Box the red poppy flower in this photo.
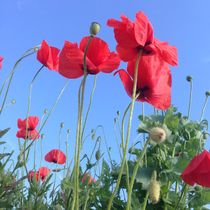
[28,170,40,182]
[107,11,178,65]
[38,167,51,181]
[181,150,210,187]
[81,173,96,185]
[0,56,3,69]
[16,116,40,140]
[58,36,120,79]
[37,40,60,71]
[45,149,66,164]
[115,55,172,110]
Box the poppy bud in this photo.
[60,122,64,128]
[11,99,16,104]
[117,111,120,116]
[206,91,210,97]
[149,180,160,204]
[95,150,101,161]
[203,133,209,140]
[44,109,48,114]
[90,22,100,36]
[149,127,166,144]
[67,129,70,134]
[186,75,192,82]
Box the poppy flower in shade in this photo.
[181,150,210,187]
[37,40,60,71]
[58,36,120,79]
[16,116,40,140]
[38,167,51,181]
[0,56,3,69]
[81,173,96,185]
[28,171,40,182]
[45,149,66,164]
[107,11,178,65]
[115,55,172,110]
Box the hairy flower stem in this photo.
[0,48,36,116]
[126,139,150,210]
[200,94,209,122]
[187,79,193,119]
[72,35,93,210]
[142,190,149,210]
[107,50,143,210]
[175,184,188,210]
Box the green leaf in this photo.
[0,128,10,138]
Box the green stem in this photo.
[0,49,36,116]
[187,80,193,119]
[142,190,149,210]
[200,95,209,122]
[107,50,143,210]
[72,35,93,210]
[126,139,150,210]
[175,184,188,210]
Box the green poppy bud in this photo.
[90,22,100,35]
[186,75,192,82]
[206,91,210,97]
[95,150,101,161]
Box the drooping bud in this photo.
[44,109,48,114]
[186,75,192,82]
[95,149,101,161]
[149,179,160,204]
[60,122,64,128]
[90,22,100,36]
[149,127,166,144]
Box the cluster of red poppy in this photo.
[16,116,67,181]
[36,11,178,110]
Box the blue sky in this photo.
[1,0,210,173]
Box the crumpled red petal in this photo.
[17,116,39,130]
[45,149,66,164]
[0,56,3,69]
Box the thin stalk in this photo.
[187,80,193,119]
[175,184,188,210]
[200,94,209,122]
[142,190,149,210]
[126,139,150,210]
[72,35,93,210]
[107,50,143,210]
[83,190,90,210]
[81,75,97,140]
[0,49,36,116]
[22,80,69,154]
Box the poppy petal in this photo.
[97,52,120,73]
[155,39,178,66]
[107,16,138,48]
[116,45,138,62]
[45,149,66,164]
[37,40,60,70]
[0,56,3,69]
[80,37,110,67]
[58,41,85,78]
[134,11,154,46]
[115,70,134,98]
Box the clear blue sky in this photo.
[1,0,210,172]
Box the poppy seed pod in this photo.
[90,22,100,35]
[149,179,160,204]
[149,127,166,143]
[206,91,210,97]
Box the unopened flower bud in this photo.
[90,22,100,35]
[41,134,45,139]
[95,150,101,161]
[11,99,16,104]
[203,133,209,140]
[186,76,192,82]
[67,129,70,134]
[149,180,160,204]
[60,122,64,128]
[149,127,166,144]
[44,109,48,114]
[117,111,120,116]
[206,91,210,97]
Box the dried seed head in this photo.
[149,180,160,204]
[149,127,166,144]
[90,22,100,36]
